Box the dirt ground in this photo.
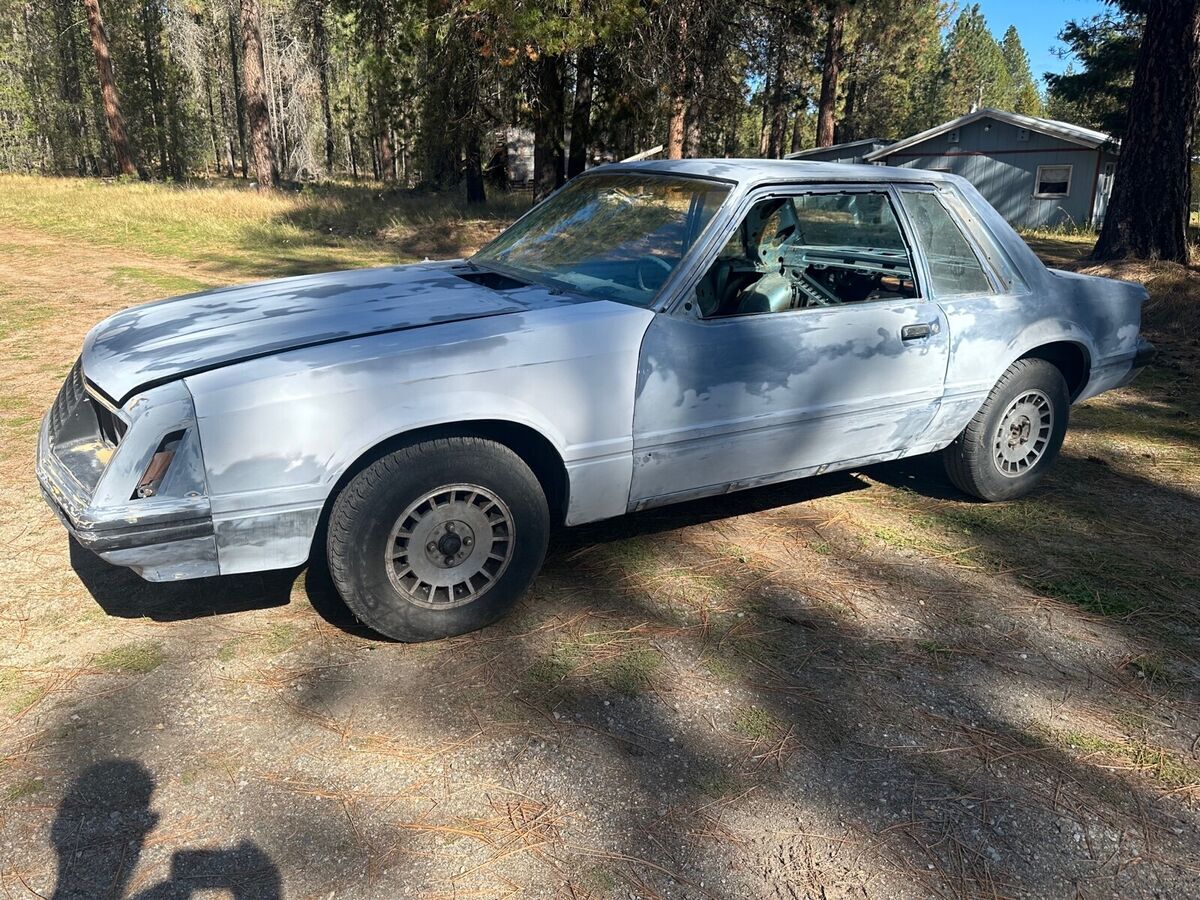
[2,183,1200,899]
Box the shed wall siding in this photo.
[877,118,1105,228]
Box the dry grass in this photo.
[0,174,526,281]
[1,183,1199,898]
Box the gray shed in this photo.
[785,138,893,165]
[864,109,1119,229]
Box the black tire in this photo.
[326,437,549,641]
[942,358,1070,502]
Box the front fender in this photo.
[183,301,653,573]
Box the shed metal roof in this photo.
[784,138,891,160]
[864,109,1115,161]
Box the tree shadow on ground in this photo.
[282,456,1200,897]
[69,473,867,632]
[30,446,1200,897]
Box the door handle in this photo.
[901,322,939,341]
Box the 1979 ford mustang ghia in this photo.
[38,160,1154,640]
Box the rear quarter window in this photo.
[899,189,994,298]
[938,187,1027,292]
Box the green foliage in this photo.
[0,0,1074,188]
[838,0,947,139]
[1001,25,1043,116]
[1045,8,1143,135]
[939,4,1012,116]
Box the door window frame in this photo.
[665,182,933,322]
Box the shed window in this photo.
[1034,165,1072,198]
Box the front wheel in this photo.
[326,437,549,641]
[942,358,1070,502]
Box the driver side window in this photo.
[695,191,918,318]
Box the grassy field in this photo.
[1,176,1199,898]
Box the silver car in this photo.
[37,160,1153,640]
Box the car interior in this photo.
[695,191,919,318]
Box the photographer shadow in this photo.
[50,760,280,900]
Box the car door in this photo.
[629,184,951,508]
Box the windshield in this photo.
[472,173,732,306]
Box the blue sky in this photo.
[973,0,1109,82]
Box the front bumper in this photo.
[36,364,220,581]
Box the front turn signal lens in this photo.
[134,430,185,499]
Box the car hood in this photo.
[82,261,573,403]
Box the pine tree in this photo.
[1000,25,1042,115]
[938,4,1011,116]
[238,0,276,188]
[1045,6,1143,135]
[81,0,136,176]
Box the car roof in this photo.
[591,158,957,188]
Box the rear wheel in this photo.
[943,358,1070,502]
[326,437,549,641]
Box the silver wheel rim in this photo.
[992,389,1054,478]
[385,483,514,609]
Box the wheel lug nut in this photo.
[463,537,473,547]
[427,542,437,553]
[446,523,456,533]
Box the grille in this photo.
[47,358,85,446]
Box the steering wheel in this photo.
[635,255,673,292]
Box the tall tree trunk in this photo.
[837,75,858,144]
[140,2,169,177]
[666,12,688,159]
[228,9,248,177]
[465,127,485,204]
[758,38,774,156]
[790,104,804,154]
[532,53,565,202]
[366,83,379,180]
[377,130,394,181]
[81,0,135,176]
[164,40,186,179]
[239,0,277,188]
[567,47,595,178]
[52,0,88,173]
[345,88,359,180]
[1093,0,1200,262]
[768,40,788,158]
[203,65,221,175]
[684,65,704,158]
[666,97,686,159]
[816,4,847,148]
[311,2,334,176]
[207,5,236,176]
